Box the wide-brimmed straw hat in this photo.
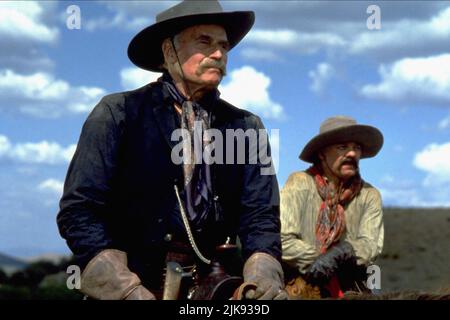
[127,0,255,72]
[299,116,384,163]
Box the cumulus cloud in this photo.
[350,6,450,60]
[89,1,450,63]
[309,63,335,94]
[120,66,284,119]
[360,54,450,105]
[83,1,175,31]
[379,173,450,207]
[0,69,105,118]
[379,187,420,207]
[438,116,450,130]
[0,2,58,42]
[378,186,450,207]
[0,135,76,165]
[241,3,450,62]
[38,178,64,195]
[120,67,162,91]
[84,11,151,32]
[240,48,281,62]
[219,66,284,120]
[413,142,450,186]
[0,1,58,72]
[245,29,346,55]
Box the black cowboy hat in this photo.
[127,0,255,72]
[299,116,384,163]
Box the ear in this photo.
[161,38,175,64]
[318,152,325,161]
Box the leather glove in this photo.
[242,252,288,300]
[305,241,355,286]
[80,249,156,300]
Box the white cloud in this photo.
[84,12,152,32]
[240,4,450,63]
[0,69,105,118]
[0,135,76,165]
[309,63,335,94]
[246,29,298,47]
[0,1,58,72]
[350,6,450,58]
[90,2,450,63]
[360,54,450,105]
[376,141,450,207]
[219,66,284,120]
[379,173,450,207]
[83,1,175,32]
[38,178,64,195]
[246,29,346,54]
[0,2,58,42]
[119,66,284,120]
[379,187,420,207]
[240,48,281,62]
[0,135,12,157]
[413,142,450,185]
[120,67,161,91]
[380,174,395,185]
[438,116,450,130]
[379,186,450,207]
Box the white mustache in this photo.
[199,60,227,75]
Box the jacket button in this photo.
[164,233,173,242]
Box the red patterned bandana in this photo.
[307,165,363,253]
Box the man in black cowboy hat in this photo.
[57,0,286,300]
[280,116,384,298]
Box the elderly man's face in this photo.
[167,24,229,94]
[319,142,362,182]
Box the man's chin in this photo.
[199,77,222,88]
[340,168,358,180]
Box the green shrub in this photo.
[34,284,84,300]
[0,285,32,300]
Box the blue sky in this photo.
[1,1,450,257]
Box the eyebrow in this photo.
[197,34,230,48]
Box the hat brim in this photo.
[128,11,255,72]
[299,125,384,163]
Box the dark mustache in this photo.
[341,159,358,168]
[199,60,227,75]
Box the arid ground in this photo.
[378,208,450,293]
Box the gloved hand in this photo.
[242,252,288,300]
[80,249,156,300]
[305,241,355,286]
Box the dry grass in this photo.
[377,208,450,293]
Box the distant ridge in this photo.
[23,253,69,265]
[0,252,28,274]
